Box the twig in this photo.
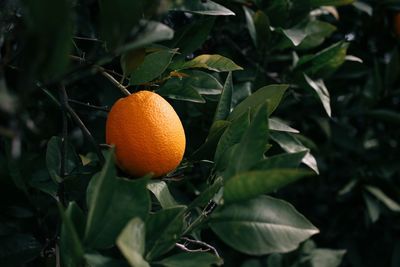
[73,36,104,42]
[69,55,130,96]
[58,85,68,207]
[68,99,110,112]
[181,237,220,258]
[183,201,216,236]
[175,243,205,253]
[100,70,131,96]
[60,86,106,164]
[55,243,61,267]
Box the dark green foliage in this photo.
[0,0,399,266]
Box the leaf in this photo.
[228,84,289,121]
[224,103,269,178]
[189,177,224,209]
[309,0,354,6]
[214,111,250,170]
[117,218,150,267]
[21,0,72,79]
[365,186,400,212]
[210,196,319,255]
[296,42,349,78]
[121,48,146,76]
[130,50,176,85]
[147,181,179,209]
[84,151,150,249]
[251,151,307,170]
[363,193,380,223]
[166,17,215,57]
[85,253,129,267]
[145,207,186,260]
[308,248,347,267]
[98,0,156,50]
[173,55,243,72]
[269,118,299,133]
[171,0,235,16]
[297,20,337,50]
[191,120,230,160]
[157,70,223,103]
[271,132,319,174]
[0,234,41,266]
[156,252,223,267]
[223,169,311,203]
[116,21,174,54]
[213,72,233,122]
[60,202,85,267]
[46,136,83,183]
[304,74,331,117]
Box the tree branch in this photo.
[60,86,105,165]
[58,85,68,207]
[181,237,220,258]
[68,99,110,112]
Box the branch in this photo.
[60,86,106,164]
[181,237,220,258]
[175,243,207,253]
[58,85,68,207]
[68,99,110,112]
[69,55,130,96]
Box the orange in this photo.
[106,90,186,177]
[394,13,400,37]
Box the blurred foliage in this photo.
[0,0,399,266]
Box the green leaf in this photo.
[147,181,179,209]
[189,177,224,209]
[213,72,233,122]
[365,186,400,212]
[243,7,257,48]
[297,20,337,50]
[117,218,150,267]
[116,21,174,54]
[304,74,331,117]
[271,132,319,174]
[21,0,72,79]
[173,55,243,72]
[251,151,307,170]
[171,0,235,16]
[145,207,186,260]
[156,252,223,267]
[85,253,129,267]
[363,193,380,223]
[0,234,41,266]
[130,50,176,85]
[99,0,156,50]
[228,84,289,121]
[60,202,85,267]
[308,248,347,267]
[296,42,349,78]
[209,196,319,255]
[157,70,223,103]
[309,0,354,6]
[46,136,83,183]
[223,169,311,204]
[166,17,215,57]
[269,118,299,133]
[191,120,230,160]
[224,103,269,178]
[121,48,146,76]
[214,111,250,171]
[84,151,150,249]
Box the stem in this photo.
[100,70,131,96]
[58,85,68,207]
[68,99,110,112]
[181,237,220,258]
[60,86,106,164]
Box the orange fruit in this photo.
[106,90,186,177]
[394,13,400,37]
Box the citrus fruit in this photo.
[394,13,400,37]
[106,90,186,177]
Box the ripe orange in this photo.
[394,13,400,37]
[106,90,186,177]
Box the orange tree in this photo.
[1,0,399,266]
